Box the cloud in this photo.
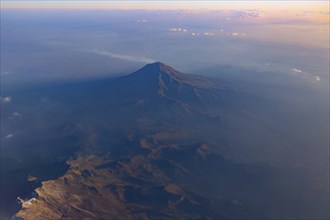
[232,9,262,18]
[228,32,246,37]
[13,112,22,116]
[0,96,11,104]
[292,68,302,73]
[169,28,188,32]
[191,32,215,37]
[290,68,321,83]
[136,19,147,23]
[91,49,155,64]
[203,32,215,36]
[9,112,22,120]
[6,134,14,139]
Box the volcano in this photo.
[14,62,265,219]
[2,62,326,220]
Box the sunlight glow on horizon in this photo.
[1,1,329,12]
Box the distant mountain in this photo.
[112,62,233,108]
[118,62,216,95]
[30,62,232,138]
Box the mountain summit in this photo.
[130,62,185,78]
[123,62,215,90]
[103,62,227,114]
[135,62,180,76]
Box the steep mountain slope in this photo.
[28,62,232,142]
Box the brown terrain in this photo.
[17,142,218,219]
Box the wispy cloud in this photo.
[228,32,247,37]
[292,68,302,74]
[91,49,155,64]
[6,134,14,139]
[0,96,11,104]
[9,112,22,120]
[169,28,188,32]
[203,32,215,36]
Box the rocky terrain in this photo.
[17,140,267,220]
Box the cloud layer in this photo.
[92,49,155,64]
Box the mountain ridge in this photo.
[120,62,216,92]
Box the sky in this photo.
[1,0,329,11]
[0,1,329,88]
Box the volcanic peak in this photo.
[129,62,215,89]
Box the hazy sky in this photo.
[1,1,329,88]
[1,1,329,11]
